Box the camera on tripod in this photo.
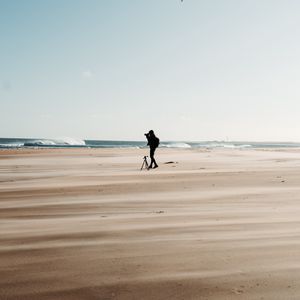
[140,156,149,170]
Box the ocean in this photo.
[1,137,300,149]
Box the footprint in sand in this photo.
[232,288,244,294]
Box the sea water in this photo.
[1,137,300,149]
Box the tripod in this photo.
[140,156,149,170]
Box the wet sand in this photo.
[1,147,300,299]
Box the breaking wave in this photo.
[23,137,86,147]
[161,142,192,148]
[196,142,252,149]
[0,143,24,149]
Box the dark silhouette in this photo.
[144,130,159,169]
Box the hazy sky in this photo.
[1,0,300,141]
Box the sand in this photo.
[1,147,300,299]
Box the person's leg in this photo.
[149,148,155,168]
[150,148,158,168]
[152,158,158,168]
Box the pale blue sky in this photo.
[1,0,300,141]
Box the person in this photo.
[144,130,159,169]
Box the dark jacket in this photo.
[147,135,160,149]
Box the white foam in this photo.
[0,143,23,148]
[162,143,192,148]
[24,137,86,147]
[35,139,56,145]
[199,142,251,149]
[54,137,86,146]
[224,144,251,149]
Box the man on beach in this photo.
[144,130,159,169]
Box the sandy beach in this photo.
[1,147,300,299]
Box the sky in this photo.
[1,0,300,142]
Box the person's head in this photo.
[144,130,155,138]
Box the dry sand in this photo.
[1,147,300,299]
